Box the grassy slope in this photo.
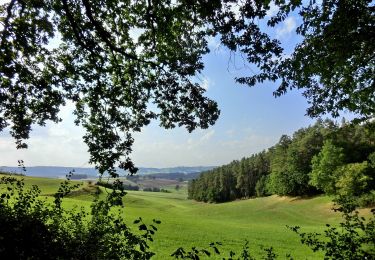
[121,191,339,259]
[1,174,366,259]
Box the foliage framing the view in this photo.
[0,0,220,175]
[0,176,159,259]
[289,196,375,260]
[0,0,374,258]
[1,0,374,175]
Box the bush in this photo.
[96,180,115,189]
[123,184,140,191]
[144,187,162,192]
[335,162,371,196]
[357,190,375,207]
[0,176,158,259]
[2,176,374,259]
[96,180,140,191]
[171,241,280,260]
[289,196,375,260]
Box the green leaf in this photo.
[139,224,147,231]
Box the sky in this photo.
[0,3,349,168]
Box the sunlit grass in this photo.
[2,174,370,259]
[121,192,341,259]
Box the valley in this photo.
[3,174,365,259]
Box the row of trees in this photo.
[188,119,375,203]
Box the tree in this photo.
[309,140,345,195]
[272,0,374,119]
[1,0,374,176]
[0,0,220,176]
[335,162,372,197]
[255,175,270,197]
[195,0,374,119]
[268,123,330,196]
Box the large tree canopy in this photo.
[1,0,373,175]
[184,0,374,119]
[0,0,221,175]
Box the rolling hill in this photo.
[2,173,369,259]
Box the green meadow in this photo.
[2,174,371,259]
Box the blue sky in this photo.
[0,4,350,167]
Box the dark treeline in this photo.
[142,172,202,181]
[96,181,140,191]
[188,119,375,204]
[70,174,88,180]
[143,187,171,193]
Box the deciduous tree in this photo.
[0,0,220,175]
[1,0,373,176]
[309,140,345,195]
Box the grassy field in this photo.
[1,174,370,259]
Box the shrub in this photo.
[0,176,158,259]
[144,187,161,192]
[335,162,371,196]
[123,184,140,191]
[2,176,374,259]
[289,196,375,260]
[96,180,140,191]
[96,180,115,189]
[357,190,375,208]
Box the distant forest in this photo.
[188,119,375,205]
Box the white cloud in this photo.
[184,129,215,150]
[130,124,277,168]
[221,127,273,151]
[0,117,279,169]
[207,36,225,54]
[192,75,214,90]
[276,16,297,39]
[225,129,236,138]
[201,76,213,90]
[0,133,89,167]
[131,127,220,167]
[0,101,89,167]
[199,129,215,142]
[266,2,279,17]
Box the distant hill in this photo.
[0,166,97,179]
[0,166,215,179]
[143,171,202,181]
[137,166,215,175]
